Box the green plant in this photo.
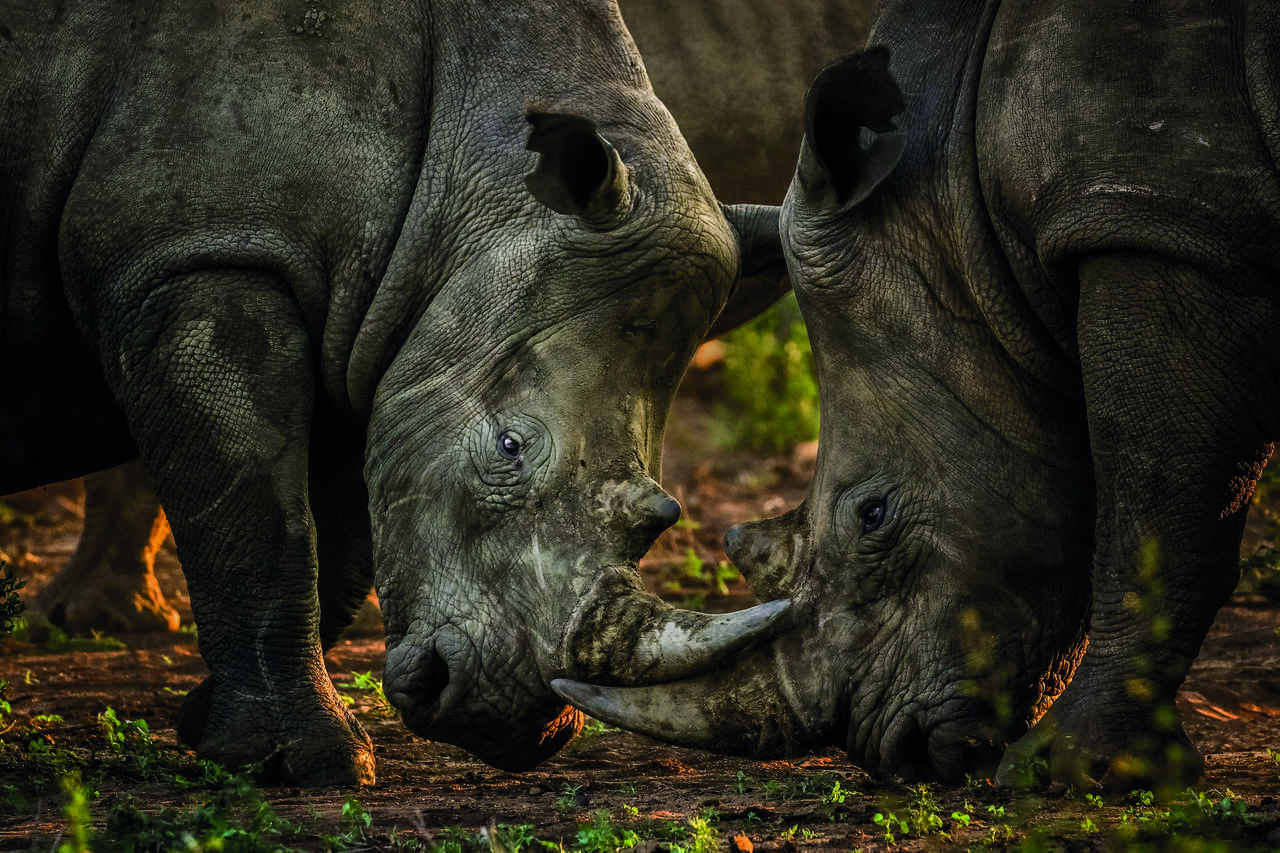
[662,548,743,610]
[103,778,305,852]
[339,670,398,718]
[632,818,687,845]
[904,782,945,836]
[760,778,784,800]
[576,809,638,853]
[0,562,23,729]
[6,733,84,795]
[821,779,857,821]
[0,561,25,635]
[8,617,125,652]
[999,754,1048,790]
[1239,543,1280,597]
[320,798,376,849]
[556,782,584,815]
[580,717,615,737]
[670,808,718,853]
[714,293,819,454]
[872,811,908,844]
[55,771,91,853]
[98,706,148,753]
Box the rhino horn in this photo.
[551,471,792,685]
[561,581,790,685]
[723,503,810,601]
[551,641,808,755]
[626,598,790,681]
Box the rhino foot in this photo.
[32,560,180,635]
[178,676,376,786]
[995,691,1203,794]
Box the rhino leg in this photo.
[998,253,1279,792]
[105,271,373,786]
[32,459,179,634]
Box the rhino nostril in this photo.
[420,646,451,706]
[391,645,452,711]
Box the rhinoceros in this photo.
[19,0,878,640]
[0,0,788,785]
[555,0,1280,790]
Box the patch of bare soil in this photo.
[2,376,1280,850]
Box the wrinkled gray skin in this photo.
[0,0,788,785]
[557,0,1280,790]
[19,0,875,640]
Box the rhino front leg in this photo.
[32,459,179,634]
[104,271,374,786]
[998,252,1279,792]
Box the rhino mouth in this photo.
[384,626,584,772]
[381,582,791,770]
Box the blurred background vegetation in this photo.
[711,293,819,455]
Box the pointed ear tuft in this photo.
[796,46,907,211]
[525,112,631,229]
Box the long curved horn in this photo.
[628,599,789,680]
[559,585,789,684]
[551,643,810,756]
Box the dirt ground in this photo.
[3,374,1280,850]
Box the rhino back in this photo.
[622,0,876,204]
[978,0,1280,277]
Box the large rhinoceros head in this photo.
[358,90,788,770]
[554,49,1095,781]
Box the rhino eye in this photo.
[498,432,523,460]
[858,498,886,535]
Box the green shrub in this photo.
[0,560,25,636]
[715,293,819,454]
[0,562,24,727]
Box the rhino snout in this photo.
[610,477,683,561]
[637,492,682,537]
[724,504,809,599]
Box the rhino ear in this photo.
[796,46,906,212]
[705,203,790,340]
[525,112,631,230]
